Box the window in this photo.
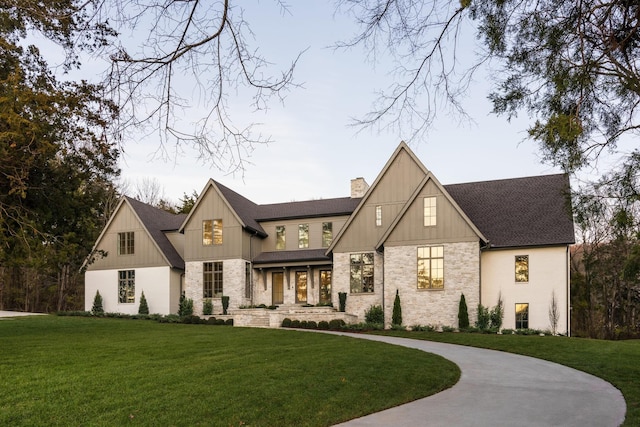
[320,270,332,304]
[295,271,307,303]
[417,246,444,289]
[350,253,374,293]
[203,219,223,245]
[245,262,251,299]
[515,303,529,329]
[298,224,309,249]
[117,232,134,255]
[515,255,529,282]
[276,226,286,250]
[375,205,382,227]
[203,261,223,298]
[118,270,135,303]
[424,197,437,226]
[322,222,333,248]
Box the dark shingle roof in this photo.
[256,197,362,221]
[126,197,186,269]
[445,174,575,248]
[214,181,266,236]
[253,249,331,265]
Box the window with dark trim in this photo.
[276,226,286,250]
[417,246,444,289]
[515,303,529,329]
[117,232,135,255]
[298,224,309,249]
[320,270,332,303]
[118,270,135,303]
[203,261,223,298]
[515,255,529,282]
[350,253,374,293]
[322,222,333,248]
[203,219,223,245]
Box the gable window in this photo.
[424,197,437,226]
[375,205,382,227]
[322,222,333,248]
[515,255,529,282]
[276,226,286,250]
[117,232,135,255]
[118,270,135,303]
[515,303,529,329]
[350,253,374,293]
[417,246,444,289]
[298,224,309,249]
[203,219,223,245]
[203,261,223,298]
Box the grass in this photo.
[0,316,459,426]
[377,330,640,426]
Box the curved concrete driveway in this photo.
[329,332,626,427]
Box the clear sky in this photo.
[117,2,564,206]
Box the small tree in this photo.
[549,290,560,335]
[203,298,213,316]
[476,304,491,330]
[458,293,469,330]
[91,290,104,316]
[179,294,193,317]
[365,305,384,324]
[221,296,230,315]
[138,291,149,315]
[392,289,403,325]
[490,293,504,330]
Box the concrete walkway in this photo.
[328,332,626,427]
[0,310,47,318]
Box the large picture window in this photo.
[322,222,333,248]
[298,224,309,249]
[515,303,529,329]
[350,253,374,293]
[203,261,223,298]
[117,232,135,255]
[417,246,444,289]
[276,226,286,250]
[203,220,223,245]
[515,255,529,282]
[118,270,135,303]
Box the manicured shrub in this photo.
[221,296,230,315]
[338,292,347,312]
[282,318,292,328]
[138,291,149,315]
[306,320,318,329]
[392,289,402,325]
[91,290,104,316]
[364,305,384,324]
[182,315,201,324]
[215,318,226,325]
[318,320,330,330]
[475,304,490,330]
[458,293,469,329]
[225,318,234,326]
[206,317,217,325]
[328,319,346,330]
[178,294,193,317]
[202,299,213,316]
[300,320,309,329]
[291,320,301,328]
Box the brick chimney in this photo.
[350,177,369,198]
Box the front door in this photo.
[295,271,307,303]
[272,272,284,305]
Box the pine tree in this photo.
[138,291,149,315]
[91,290,104,316]
[392,289,402,325]
[458,293,469,330]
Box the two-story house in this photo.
[85,142,575,333]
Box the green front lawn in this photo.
[378,330,639,426]
[0,316,458,426]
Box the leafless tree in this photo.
[549,290,560,335]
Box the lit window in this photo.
[515,303,529,329]
[350,253,374,293]
[118,270,135,303]
[203,220,222,245]
[375,205,382,227]
[276,226,286,250]
[417,246,444,289]
[295,271,307,303]
[515,255,529,282]
[322,222,333,247]
[424,197,437,226]
[320,270,332,304]
[203,262,223,298]
[117,232,135,255]
[298,224,309,249]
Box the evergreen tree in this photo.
[138,291,149,315]
[458,294,469,330]
[392,289,402,325]
[91,290,104,316]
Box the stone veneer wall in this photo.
[383,242,480,328]
[332,252,385,322]
[184,259,250,316]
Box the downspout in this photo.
[566,245,571,337]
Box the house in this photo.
[85,142,575,333]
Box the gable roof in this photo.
[125,197,186,269]
[256,197,361,221]
[445,174,575,248]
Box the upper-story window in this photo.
[322,222,333,247]
[117,232,135,255]
[203,219,223,245]
[350,253,374,293]
[375,205,382,227]
[298,224,309,249]
[515,255,529,282]
[424,197,437,226]
[276,226,286,250]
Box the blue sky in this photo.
[117,2,564,205]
